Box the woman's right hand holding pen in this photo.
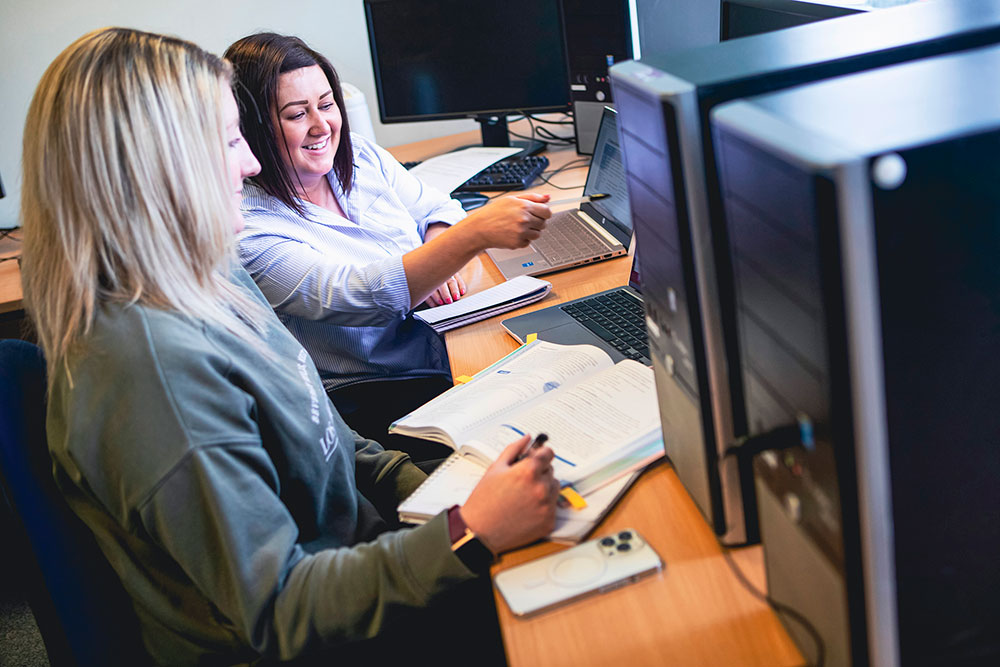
[460,434,560,554]
[457,192,552,249]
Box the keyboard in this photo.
[531,212,616,266]
[403,155,550,191]
[560,290,650,363]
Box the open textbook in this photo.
[390,340,665,541]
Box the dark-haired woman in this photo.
[226,33,552,461]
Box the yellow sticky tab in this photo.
[559,487,588,510]
[456,375,473,384]
[526,333,538,344]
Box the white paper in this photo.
[408,146,521,193]
[414,276,550,326]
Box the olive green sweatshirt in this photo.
[46,268,475,665]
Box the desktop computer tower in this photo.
[711,43,1000,667]
[609,0,1000,546]
[558,0,634,154]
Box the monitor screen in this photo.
[720,0,864,40]
[364,0,570,148]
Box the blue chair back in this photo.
[0,339,150,666]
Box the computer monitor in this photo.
[712,41,1000,667]
[720,0,866,41]
[609,0,1000,546]
[364,0,571,153]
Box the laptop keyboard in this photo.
[532,213,617,266]
[560,290,650,363]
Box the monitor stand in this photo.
[475,114,545,156]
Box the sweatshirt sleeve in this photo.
[74,303,477,662]
[353,432,428,521]
[137,437,473,661]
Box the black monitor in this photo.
[721,0,866,40]
[364,0,571,153]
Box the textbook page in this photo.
[390,341,613,448]
[462,360,659,481]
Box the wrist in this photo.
[448,505,496,574]
[452,211,489,251]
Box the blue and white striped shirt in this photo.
[238,133,467,392]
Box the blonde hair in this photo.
[21,27,269,377]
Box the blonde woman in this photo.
[21,27,558,666]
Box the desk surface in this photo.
[390,129,804,667]
[0,233,23,315]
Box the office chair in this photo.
[0,339,150,666]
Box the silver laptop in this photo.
[486,107,633,280]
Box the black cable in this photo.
[508,131,575,148]
[721,547,826,667]
[536,158,591,190]
[510,110,576,147]
[526,113,575,125]
[717,417,824,666]
[721,422,804,461]
[0,227,21,242]
[535,126,575,145]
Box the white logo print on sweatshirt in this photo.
[297,349,338,461]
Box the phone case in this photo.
[494,528,663,617]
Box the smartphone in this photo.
[494,528,663,617]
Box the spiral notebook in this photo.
[397,451,647,543]
[397,453,484,525]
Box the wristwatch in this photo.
[447,505,495,574]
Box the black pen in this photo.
[515,433,548,462]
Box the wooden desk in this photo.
[0,233,23,315]
[390,130,804,667]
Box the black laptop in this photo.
[501,249,649,366]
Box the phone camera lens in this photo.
[600,537,615,547]
[618,531,633,541]
[616,542,632,552]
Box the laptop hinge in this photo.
[578,210,624,248]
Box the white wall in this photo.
[0,0,478,229]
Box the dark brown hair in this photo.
[225,33,354,216]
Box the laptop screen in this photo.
[583,107,632,232]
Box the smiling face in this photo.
[273,64,342,195]
[222,84,261,233]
